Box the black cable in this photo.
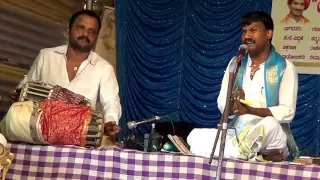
[162,116,175,135]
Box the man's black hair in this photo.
[69,10,101,31]
[242,11,274,31]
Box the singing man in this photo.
[188,11,298,162]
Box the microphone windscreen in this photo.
[127,121,136,129]
[238,44,248,56]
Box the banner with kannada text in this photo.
[271,0,320,74]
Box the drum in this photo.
[1,100,104,148]
[19,80,54,103]
[8,81,103,148]
[19,81,90,106]
[82,113,104,148]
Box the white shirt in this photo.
[217,56,298,124]
[18,45,122,124]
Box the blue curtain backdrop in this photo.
[115,0,320,156]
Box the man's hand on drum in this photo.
[10,88,21,103]
[104,121,121,136]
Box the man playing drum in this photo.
[1,10,121,147]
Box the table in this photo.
[5,142,320,180]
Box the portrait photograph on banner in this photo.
[271,0,320,74]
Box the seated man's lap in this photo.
[187,128,239,158]
[187,117,288,159]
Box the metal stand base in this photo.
[209,123,239,180]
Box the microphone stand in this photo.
[147,123,156,152]
[124,116,165,151]
[208,57,242,180]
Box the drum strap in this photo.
[29,104,47,144]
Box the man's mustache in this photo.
[293,8,303,11]
[77,36,90,43]
[244,38,255,44]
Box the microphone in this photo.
[127,115,166,129]
[230,44,248,75]
[236,44,248,63]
